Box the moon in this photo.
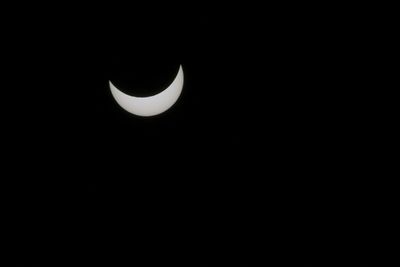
[109,65,184,117]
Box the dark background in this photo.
[2,2,375,266]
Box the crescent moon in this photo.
[109,65,184,117]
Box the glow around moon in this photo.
[109,65,184,117]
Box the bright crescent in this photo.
[109,65,184,117]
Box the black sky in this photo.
[2,2,374,266]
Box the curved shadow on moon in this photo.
[109,65,184,117]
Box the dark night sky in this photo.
[2,2,374,266]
